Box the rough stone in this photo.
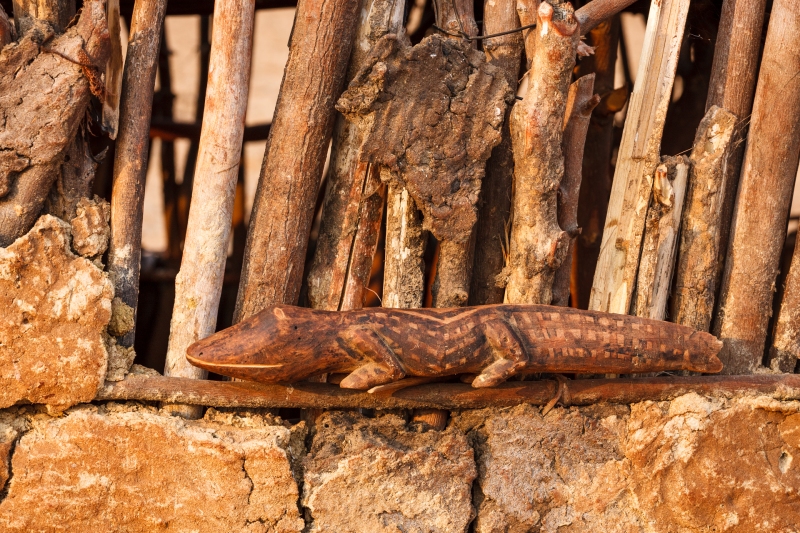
[303,411,476,533]
[0,216,113,413]
[456,393,800,533]
[103,333,137,381]
[0,404,305,532]
[70,195,111,259]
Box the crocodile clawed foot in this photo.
[541,374,571,416]
[472,358,522,388]
[339,362,405,390]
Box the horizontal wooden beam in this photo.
[150,119,271,143]
[96,374,800,410]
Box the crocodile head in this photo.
[185,305,345,383]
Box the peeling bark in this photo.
[469,0,523,306]
[0,2,109,247]
[234,0,360,322]
[552,74,599,307]
[0,5,14,47]
[671,106,737,332]
[588,0,690,314]
[337,31,511,310]
[713,0,800,374]
[44,132,99,222]
[503,0,577,305]
[12,0,74,34]
[306,0,404,311]
[632,156,688,320]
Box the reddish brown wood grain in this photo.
[233,0,360,321]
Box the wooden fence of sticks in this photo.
[2,0,800,420]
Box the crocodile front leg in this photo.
[473,319,529,388]
[337,326,406,389]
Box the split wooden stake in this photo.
[588,0,689,314]
[713,0,800,374]
[306,0,404,312]
[162,0,255,418]
[504,0,577,305]
[106,0,168,349]
[552,74,599,307]
[705,0,768,289]
[383,180,427,309]
[234,0,360,322]
[671,106,737,332]
[770,240,800,372]
[469,0,523,306]
[632,156,688,320]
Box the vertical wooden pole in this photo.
[107,0,168,350]
[504,0,577,305]
[771,238,800,372]
[234,0,360,322]
[552,74,599,307]
[705,0,768,290]
[588,0,689,314]
[671,106,737,332]
[162,0,255,417]
[713,0,800,374]
[306,0,403,311]
[632,156,688,320]
[574,16,621,309]
[469,0,523,306]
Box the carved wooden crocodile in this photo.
[186,304,723,389]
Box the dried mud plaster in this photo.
[337,33,513,244]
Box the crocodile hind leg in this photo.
[337,327,406,389]
[473,320,530,388]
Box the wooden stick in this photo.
[102,0,124,138]
[106,0,168,349]
[713,0,800,374]
[705,0,768,293]
[233,0,360,322]
[770,239,800,372]
[162,0,255,415]
[574,16,623,309]
[383,180,427,309]
[469,0,523,305]
[306,0,404,311]
[504,0,576,305]
[97,373,800,410]
[552,75,599,307]
[588,0,689,314]
[671,106,737,332]
[574,0,636,36]
[632,156,688,320]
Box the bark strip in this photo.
[163,0,255,388]
[234,0,360,322]
[588,0,689,314]
[306,0,404,311]
[383,180,427,309]
[97,373,800,410]
[632,156,688,320]
[503,0,577,305]
[552,74,599,307]
[106,0,167,349]
[469,0,523,306]
[671,106,737,332]
[713,0,800,374]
